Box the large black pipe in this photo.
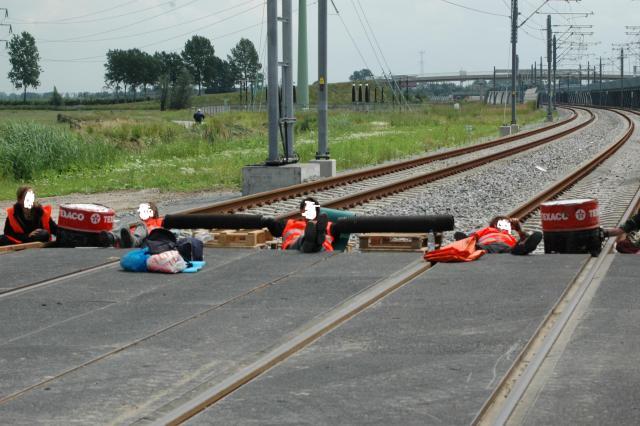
[163,214,265,230]
[332,215,454,235]
[163,213,454,236]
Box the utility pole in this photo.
[553,35,557,110]
[510,0,518,126]
[587,61,590,87]
[266,0,279,164]
[493,66,496,104]
[419,50,425,74]
[539,57,543,86]
[599,56,603,106]
[620,48,624,108]
[546,15,552,121]
[297,0,309,109]
[282,0,296,162]
[317,0,329,159]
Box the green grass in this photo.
[0,102,548,200]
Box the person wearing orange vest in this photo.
[99,202,164,248]
[454,216,542,255]
[0,186,57,246]
[267,197,335,252]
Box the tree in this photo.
[50,86,63,107]
[204,56,236,93]
[105,49,128,99]
[7,32,42,103]
[154,51,183,84]
[228,38,261,95]
[169,67,193,109]
[349,68,373,81]
[181,35,215,96]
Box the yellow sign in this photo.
[319,77,325,85]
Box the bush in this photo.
[0,121,119,180]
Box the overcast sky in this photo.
[0,0,638,94]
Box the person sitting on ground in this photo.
[454,215,542,255]
[265,197,335,253]
[603,209,640,253]
[193,108,205,124]
[101,202,164,248]
[0,186,57,246]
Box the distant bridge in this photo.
[376,69,636,84]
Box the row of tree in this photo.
[104,35,261,103]
[4,31,261,106]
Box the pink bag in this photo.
[146,250,187,273]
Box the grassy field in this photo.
[0,102,547,200]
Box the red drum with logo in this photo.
[540,199,599,232]
[58,203,115,233]
[540,199,603,256]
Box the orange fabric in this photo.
[5,205,53,243]
[282,219,306,249]
[144,217,164,232]
[130,217,164,234]
[281,219,334,251]
[473,226,518,248]
[6,206,24,234]
[322,222,334,252]
[424,236,485,263]
[41,205,52,239]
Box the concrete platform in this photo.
[0,248,418,424]
[188,254,588,425]
[0,247,122,293]
[519,255,640,425]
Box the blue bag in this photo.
[120,248,151,272]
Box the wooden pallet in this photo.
[359,233,429,252]
[0,241,49,254]
[205,228,273,249]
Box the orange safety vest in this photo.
[473,226,518,248]
[130,217,164,234]
[5,205,53,244]
[281,219,334,251]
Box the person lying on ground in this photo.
[454,215,542,255]
[0,186,57,246]
[264,197,336,253]
[100,202,164,248]
[603,209,640,253]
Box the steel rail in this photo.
[509,108,635,220]
[178,108,581,215]
[272,108,595,220]
[473,108,637,425]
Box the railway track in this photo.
[0,107,623,302]
[144,107,639,425]
[1,107,638,424]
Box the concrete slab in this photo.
[520,255,640,425]
[0,248,255,344]
[241,163,320,195]
[188,254,587,425]
[0,252,418,424]
[0,248,121,292]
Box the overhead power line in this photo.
[438,0,509,18]
[8,0,152,25]
[39,0,255,43]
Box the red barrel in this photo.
[540,198,599,232]
[58,203,115,233]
